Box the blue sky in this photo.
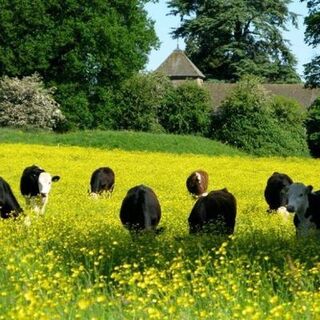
[145,0,317,78]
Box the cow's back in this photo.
[90,167,115,194]
[120,185,161,231]
[0,177,23,218]
[264,172,293,210]
[188,188,236,234]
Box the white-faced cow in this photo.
[20,165,60,214]
[186,170,209,198]
[0,177,23,219]
[282,182,320,237]
[188,188,237,235]
[89,167,115,198]
[120,185,163,234]
[264,172,293,213]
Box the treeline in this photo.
[1,73,320,158]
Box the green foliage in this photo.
[168,0,300,83]
[305,97,320,157]
[0,0,159,128]
[111,72,173,132]
[0,128,246,157]
[0,74,65,130]
[302,1,320,87]
[159,81,211,135]
[210,76,309,156]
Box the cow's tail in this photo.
[140,189,152,231]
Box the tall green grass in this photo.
[0,128,245,156]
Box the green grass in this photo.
[0,128,245,156]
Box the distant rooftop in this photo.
[155,49,205,79]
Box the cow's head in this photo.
[282,183,313,214]
[38,172,60,197]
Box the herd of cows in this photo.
[0,166,320,237]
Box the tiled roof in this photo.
[155,49,205,79]
[205,83,320,108]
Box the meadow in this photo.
[0,141,320,319]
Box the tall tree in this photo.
[0,0,158,128]
[302,0,320,87]
[168,0,301,83]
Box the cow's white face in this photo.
[284,183,313,215]
[38,172,60,196]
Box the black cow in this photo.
[264,172,293,212]
[89,167,115,198]
[186,170,209,198]
[283,183,320,237]
[188,188,237,234]
[0,177,23,219]
[20,165,60,214]
[120,185,163,234]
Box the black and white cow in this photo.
[188,188,237,235]
[186,170,209,198]
[89,167,115,198]
[120,185,163,234]
[20,165,60,214]
[0,177,23,219]
[283,182,320,237]
[264,172,293,213]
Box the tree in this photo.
[0,74,65,130]
[0,0,159,128]
[168,0,301,83]
[302,0,320,87]
[210,76,308,156]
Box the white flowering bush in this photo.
[0,74,65,130]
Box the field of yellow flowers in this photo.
[1,143,320,319]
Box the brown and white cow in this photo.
[186,170,209,198]
[188,188,237,235]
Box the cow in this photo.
[0,177,23,219]
[264,172,293,213]
[186,170,209,198]
[89,167,115,198]
[120,185,163,234]
[282,182,320,237]
[188,188,237,235]
[20,165,60,214]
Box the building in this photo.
[156,49,320,108]
[155,48,205,85]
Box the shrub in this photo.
[0,74,65,130]
[305,97,320,157]
[112,72,173,132]
[210,76,309,156]
[159,81,211,135]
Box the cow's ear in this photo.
[52,176,60,182]
[307,185,313,193]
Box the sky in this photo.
[145,0,317,78]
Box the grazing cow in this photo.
[188,188,237,235]
[186,170,209,198]
[89,167,115,198]
[283,183,320,237]
[0,177,23,219]
[264,172,293,212]
[120,185,163,234]
[20,165,60,214]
